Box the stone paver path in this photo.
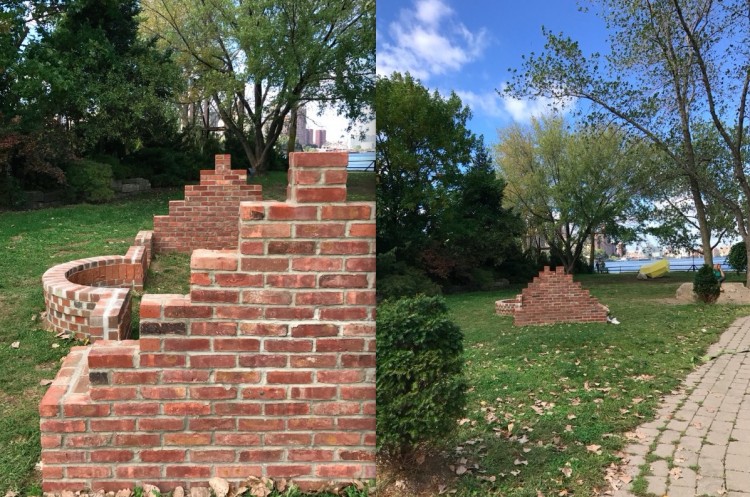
[615,316,750,497]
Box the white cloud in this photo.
[453,89,505,118]
[498,83,577,123]
[377,0,488,80]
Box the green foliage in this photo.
[376,250,442,300]
[140,0,374,172]
[694,264,720,304]
[123,147,201,187]
[64,159,114,203]
[728,242,747,274]
[377,295,466,456]
[496,115,639,274]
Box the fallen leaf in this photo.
[10,341,19,349]
[51,343,60,349]
[567,413,576,420]
[586,444,602,455]
[560,464,573,478]
[565,424,573,432]
[416,453,425,465]
[39,379,53,386]
[510,470,521,476]
[455,465,467,475]
[458,418,471,426]
[514,458,528,466]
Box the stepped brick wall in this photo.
[152,155,262,254]
[39,152,376,492]
[42,231,154,342]
[512,266,608,326]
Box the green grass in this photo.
[0,172,374,494]
[426,271,749,497]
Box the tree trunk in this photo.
[287,105,298,156]
[589,232,596,269]
[688,176,713,267]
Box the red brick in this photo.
[190,354,236,368]
[190,386,238,399]
[90,450,134,463]
[191,321,237,336]
[40,420,86,433]
[162,370,211,383]
[112,371,159,384]
[189,417,236,431]
[67,466,112,478]
[339,450,375,461]
[63,434,113,448]
[163,402,211,415]
[314,432,362,445]
[341,386,376,400]
[264,433,311,445]
[239,292,292,309]
[190,289,240,303]
[321,205,371,220]
[265,307,314,320]
[215,371,261,383]
[113,403,160,416]
[191,251,237,270]
[266,274,316,288]
[338,417,376,430]
[320,241,371,255]
[288,418,335,430]
[41,435,62,448]
[241,223,291,238]
[317,338,365,352]
[90,419,136,432]
[319,274,369,288]
[214,403,263,416]
[290,151,347,168]
[63,403,110,417]
[215,465,263,478]
[295,224,346,238]
[237,418,285,431]
[290,355,337,368]
[215,306,263,319]
[268,241,316,254]
[264,340,313,352]
[346,290,376,305]
[90,386,137,401]
[139,418,185,431]
[42,451,86,463]
[116,465,163,478]
[291,324,339,337]
[239,449,284,462]
[141,386,187,399]
[163,337,211,351]
[240,386,287,400]
[241,257,290,272]
[190,449,236,463]
[239,354,288,367]
[264,403,310,415]
[288,449,335,462]
[266,464,313,477]
[266,204,318,220]
[240,241,264,254]
[114,434,160,446]
[166,466,211,478]
[190,272,211,285]
[320,307,369,320]
[214,338,260,351]
[214,273,263,287]
[214,433,261,445]
[318,370,364,383]
[295,291,343,305]
[295,187,346,203]
[316,465,362,478]
[88,347,135,368]
[349,223,376,237]
[164,433,212,446]
[341,354,376,368]
[139,353,186,368]
[164,305,212,318]
[291,386,337,400]
[312,402,361,416]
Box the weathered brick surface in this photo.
[40,153,375,491]
[42,231,153,341]
[153,154,262,253]
[509,266,608,326]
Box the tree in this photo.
[495,115,639,274]
[506,0,750,282]
[376,72,476,265]
[21,0,182,157]
[141,0,375,173]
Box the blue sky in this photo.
[376,0,610,144]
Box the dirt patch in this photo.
[674,282,750,305]
[376,452,459,497]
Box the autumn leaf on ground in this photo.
[565,424,573,432]
[39,379,53,386]
[670,467,682,479]
[514,458,528,466]
[567,413,576,420]
[10,341,19,349]
[510,470,521,476]
[455,465,467,475]
[560,464,573,478]
[458,418,471,426]
[586,444,602,455]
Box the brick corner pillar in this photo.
[287,152,349,203]
[215,153,232,173]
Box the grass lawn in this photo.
[377,271,750,497]
[0,169,374,495]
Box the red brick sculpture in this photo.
[39,152,375,492]
[498,266,608,326]
[152,155,262,253]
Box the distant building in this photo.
[313,129,327,147]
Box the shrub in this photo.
[694,264,720,303]
[376,250,441,300]
[727,241,747,274]
[64,159,114,203]
[377,295,467,457]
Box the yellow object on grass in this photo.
[637,259,669,279]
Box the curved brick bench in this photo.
[42,231,153,342]
[495,297,521,316]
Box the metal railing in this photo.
[347,157,375,171]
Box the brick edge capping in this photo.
[42,231,153,342]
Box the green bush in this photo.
[377,295,467,457]
[727,241,747,274]
[64,159,114,203]
[694,264,720,303]
[376,250,441,300]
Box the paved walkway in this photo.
[615,316,750,497]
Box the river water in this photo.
[603,256,729,274]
